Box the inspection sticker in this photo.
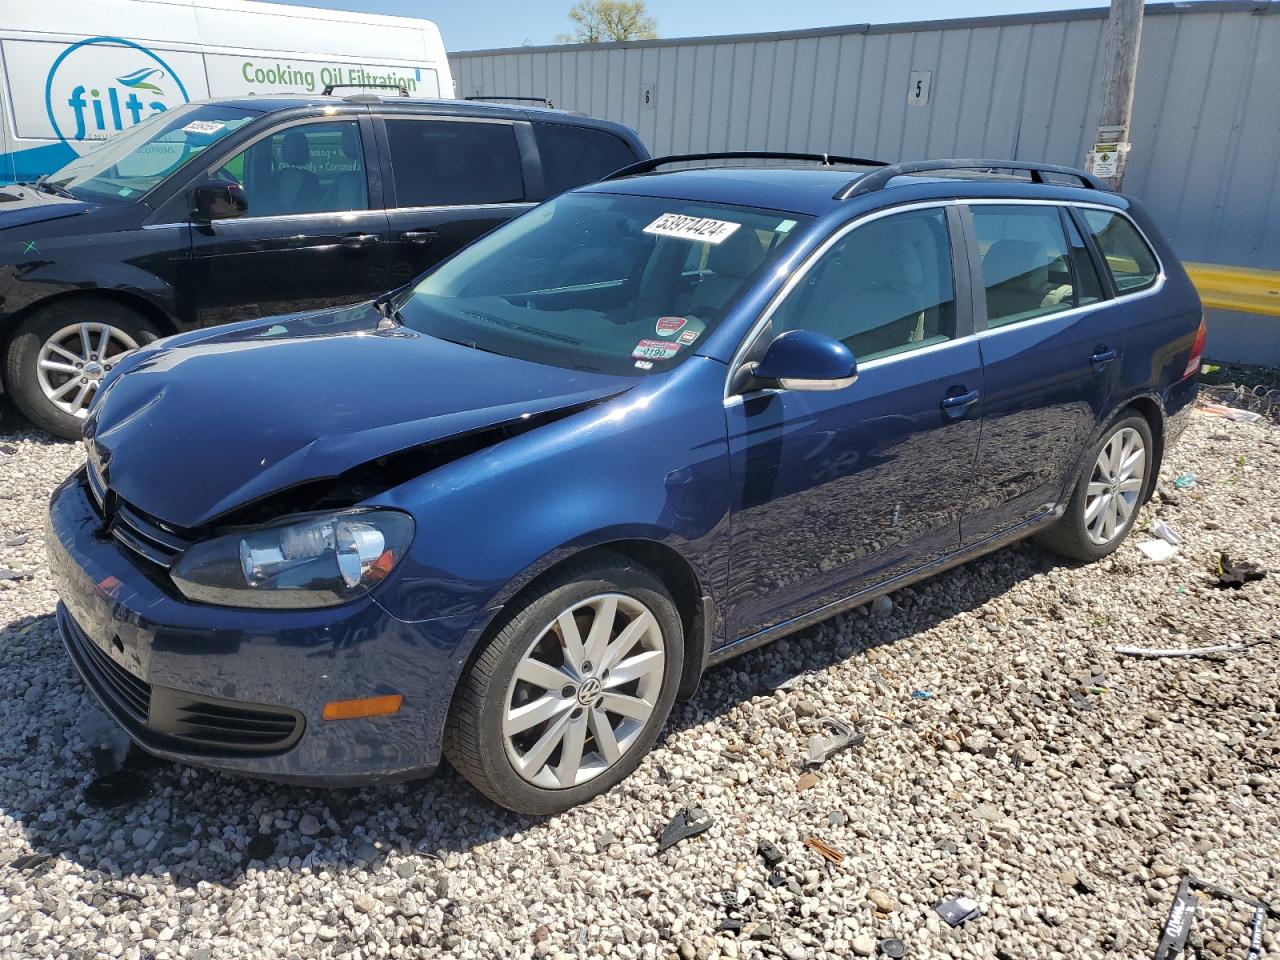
[182,120,225,135]
[644,213,741,245]
[632,339,681,361]
[656,316,687,337]
[677,328,700,345]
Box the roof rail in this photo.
[321,82,410,97]
[604,151,888,181]
[835,158,1102,199]
[465,95,556,108]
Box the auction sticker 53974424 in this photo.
[644,213,741,245]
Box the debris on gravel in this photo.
[1,411,1277,959]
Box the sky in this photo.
[285,0,1111,51]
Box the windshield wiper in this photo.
[33,175,76,199]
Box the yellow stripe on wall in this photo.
[1185,263,1280,317]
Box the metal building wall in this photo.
[452,1,1280,362]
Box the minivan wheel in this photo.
[5,301,160,439]
[444,553,683,814]
[1038,413,1154,562]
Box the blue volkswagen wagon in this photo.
[48,155,1203,813]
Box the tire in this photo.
[4,300,161,439]
[1038,413,1154,562]
[444,552,684,814]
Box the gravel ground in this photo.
[0,409,1277,960]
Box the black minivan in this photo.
[0,95,647,437]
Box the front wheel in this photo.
[4,300,160,439]
[443,553,683,814]
[1039,413,1154,561]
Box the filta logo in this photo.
[45,37,191,144]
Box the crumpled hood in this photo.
[0,184,95,230]
[87,304,634,529]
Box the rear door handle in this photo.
[1090,348,1118,370]
[339,233,379,248]
[941,388,981,417]
[401,230,439,245]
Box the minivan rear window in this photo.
[1079,209,1160,293]
[534,123,637,195]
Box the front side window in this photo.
[771,208,956,362]
[45,104,260,203]
[972,205,1076,328]
[217,120,368,218]
[534,122,637,195]
[400,192,809,376]
[1079,208,1160,293]
[385,119,525,207]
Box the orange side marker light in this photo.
[322,694,403,721]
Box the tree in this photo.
[556,0,657,43]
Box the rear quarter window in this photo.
[533,123,638,195]
[1079,209,1160,293]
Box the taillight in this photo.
[1183,315,1206,378]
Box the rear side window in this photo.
[1079,209,1160,293]
[534,123,637,195]
[971,205,1076,328]
[384,119,525,207]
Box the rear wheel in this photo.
[444,553,683,814]
[1038,413,1153,561]
[4,300,160,439]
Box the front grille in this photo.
[110,502,190,570]
[60,609,304,756]
[81,469,192,570]
[62,610,151,725]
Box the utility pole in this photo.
[1088,0,1144,191]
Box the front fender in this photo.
[369,357,733,632]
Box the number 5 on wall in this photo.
[908,71,931,106]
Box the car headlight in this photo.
[170,508,414,609]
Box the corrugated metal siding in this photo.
[452,2,1280,272]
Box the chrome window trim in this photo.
[385,201,535,215]
[724,196,1167,402]
[375,114,517,127]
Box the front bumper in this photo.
[47,471,495,785]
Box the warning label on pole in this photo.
[1090,143,1119,178]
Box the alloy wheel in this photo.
[502,593,665,789]
[36,322,139,418]
[1084,426,1146,545]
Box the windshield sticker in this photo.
[634,359,654,370]
[632,339,681,361]
[656,316,687,337]
[182,120,226,136]
[677,328,700,346]
[644,213,742,245]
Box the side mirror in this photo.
[748,330,858,392]
[192,180,247,221]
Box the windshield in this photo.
[401,192,809,376]
[46,103,261,203]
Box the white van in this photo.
[0,0,451,182]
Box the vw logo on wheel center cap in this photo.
[576,677,603,707]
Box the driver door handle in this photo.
[1090,347,1118,370]
[339,233,380,248]
[401,230,439,245]
[941,388,981,418]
